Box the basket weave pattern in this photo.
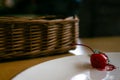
[0,16,78,61]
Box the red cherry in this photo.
[90,51,116,71]
[90,53,108,70]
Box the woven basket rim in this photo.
[0,16,78,23]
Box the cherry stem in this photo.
[75,44,95,54]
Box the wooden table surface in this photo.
[0,36,120,80]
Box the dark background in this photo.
[79,0,120,37]
[0,0,120,37]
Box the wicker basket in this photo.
[0,16,79,61]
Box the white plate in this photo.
[12,53,120,80]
